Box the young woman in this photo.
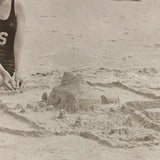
[0,0,25,91]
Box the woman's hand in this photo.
[15,72,25,92]
[0,71,16,90]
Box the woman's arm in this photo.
[14,0,26,88]
[0,63,8,76]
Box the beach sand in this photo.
[1,0,160,159]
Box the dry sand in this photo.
[1,0,160,159]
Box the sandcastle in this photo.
[45,72,102,113]
[40,72,121,113]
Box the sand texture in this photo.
[1,0,160,159]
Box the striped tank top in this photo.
[0,0,17,77]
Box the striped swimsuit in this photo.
[0,0,17,77]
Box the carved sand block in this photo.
[47,72,101,113]
[101,95,120,104]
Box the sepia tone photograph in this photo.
[0,0,160,159]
